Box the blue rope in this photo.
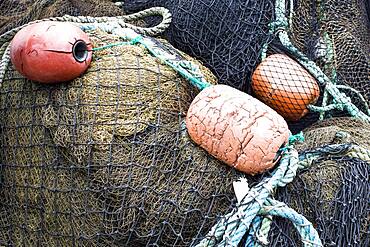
[195,133,323,247]
[79,22,321,247]
[126,31,212,90]
[259,199,322,247]
[82,24,212,91]
[244,216,263,246]
[195,142,308,246]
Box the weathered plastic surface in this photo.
[186,85,290,175]
[10,21,92,83]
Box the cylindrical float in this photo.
[186,85,291,175]
[252,54,320,121]
[10,21,93,83]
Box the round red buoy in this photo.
[10,21,93,83]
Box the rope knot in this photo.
[268,19,288,33]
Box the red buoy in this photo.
[10,21,93,83]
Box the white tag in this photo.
[233,177,250,203]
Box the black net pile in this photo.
[270,117,370,246]
[123,0,370,133]
[123,0,274,93]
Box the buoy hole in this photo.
[72,40,88,63]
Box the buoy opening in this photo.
[72,40,88,63]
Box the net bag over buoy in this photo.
[123,0,370,133]
[251,54,320,121]
[0,1,369,246]
[0,15,314,247]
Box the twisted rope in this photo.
[0,43,10,84]
[274,0,370,122]
[308,83,370,116]
[0,6,171,43]
[0,7,172,86]
[244,215,271,247]
[259,198,322,247]
[244,216,264,246]
[298,143,370,169]
[91,27,211,90]
[318,32,337,121]
[195,146,306,247]
[255,215,273,246]
[197,141,370,247]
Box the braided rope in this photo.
[0,43,10,84]
[332,85,370,115]
[319,33,337,121]
[298,143,370,169]
[0,7,172,87]
[272,0,370,122]
[197,140,370,246]
[244,215,271,247]
[220,150,300,247]
[195,147,301,247]
[255,215,273,246]
[346,145,370,162]
[259,199,322,247]
[2,3,368,246]
[0,7,171,44]
[244,216,263,246]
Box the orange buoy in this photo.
[186,85,290,175]
[10,21,92,83]
[251,54,320,121]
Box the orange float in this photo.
[251,54,320,121]
[10,21,92,83]
[186,85,291,175]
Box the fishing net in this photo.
[0,0,124,34]
[123,0,274,93]
[0,0,369,246]
[0,27,247,246]
[123,0,370,132]
[286,0,370,131]
[270,117,370,246]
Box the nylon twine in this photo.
[0,1,369,246]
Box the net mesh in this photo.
[286,0,370,132]
[0,28,245,246]
[0,0,369,246]
[271,117,370,246]
[123,0,274,93]
[123,0,370,132]
[0,0,125,34]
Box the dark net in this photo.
[123,0,370,133]
[123,0,274,93]
[272,156,369,246]
[287,0,370,132]
[271,117,370,246]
